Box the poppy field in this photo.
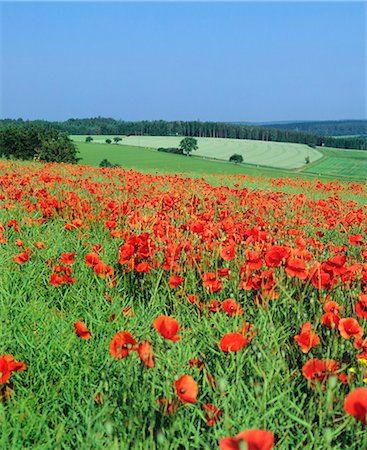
[1,159,367,449]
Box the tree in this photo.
[85,136,93,143]
[229,154,244,164]
[179,137,198,156]
[105,139,112,144]
[0,125,79,163]
[113,137,122,144]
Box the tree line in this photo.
[251,120,367,137]
[0,124,79,163]
[0,118,366,150]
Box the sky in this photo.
[0,1,366,122]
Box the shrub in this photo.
[229,154,244,164]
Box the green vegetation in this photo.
[179,137,198,156]
[3,118,367,150]
[262,119,367,137]
[103,135,323,170]
[303,147,367,179]
[76,141,367,182]
[229,154,244,164]
[0,125,79,163]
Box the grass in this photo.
[303,147,367,179]
[75,135,322,170]
[1,160,367,449]
[76,140,367,182]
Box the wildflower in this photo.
[222,299,244,317]
[338,318,364,340]
[138,340,155,368]
[202,403,223,426]
[109,331,137,360]
[73,321,91,340]
[219,429,274,450]
[294,322,320,353]
[175,375,198,404]
[219,332,248,352]
[344,387,367,425]
[153,316,180,341]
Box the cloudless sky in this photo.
[0,1,365,122]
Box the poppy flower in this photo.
[34,241,45,249]
[338,318,364,340]
[109,331,137,359]
[94,262,114,278]
[169,275,184,289]
[294,322,320,353]
[12,252,29,264]
[138,340,155,368]
[175,375,198,404]
[202,403,223,426]
[302,358,340,388]
[344,387,367,425]
[219,332,248,352]
[85,253,100,267]
[356,294,367,321]
[153,316,180,341]
[222,299,244,317]
[0,355,27,385]
[219,429,274,450]
[285,258,308,280]
[220,244,236,261]
[73,321,91,340]
[60,252,76,265]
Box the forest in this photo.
[0,118,366,150]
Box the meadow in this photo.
[72,135,322,170]
[1,159,367,449]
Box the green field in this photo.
[303,147,367,179]
[72,135,322,169]
[75,138,367,181]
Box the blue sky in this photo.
[0,1,365,122]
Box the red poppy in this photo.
[344,387,367,425]
[356,294,367,320]
[219,332,248,352]
[153,316,180,341]
[219,429,274,450]
[109,331,137,359]
[169,275,184,289]
[60,252,76,265]
[34,241,45,249]
[0,354,27,385]
[85,253,100,267]
[73,321,91,340]
[202,403,223,426]
[294,322,320,353]
[220,244,236,261]
[13,252,29,264]
[222,299,244,317]
[302,358,340,388]
[175,375,198,404]
[138,340,155,368]
[285,258,308,280]
[338,318,364,340]
[94,262,114,278]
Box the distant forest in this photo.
[240,120,367,137]
[1,118,366,150]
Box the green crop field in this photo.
[121,136,322,169]
[303,147,367,179]
[72,135,322,170]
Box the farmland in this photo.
[72,135,323,170]
[1,159,367,449]
[75,138,367,182]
